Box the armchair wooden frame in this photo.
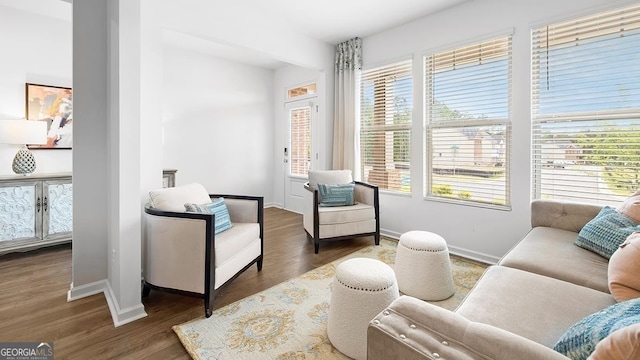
[304,181,380,254]
[143,194,264,318]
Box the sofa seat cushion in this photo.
[499,227,609,293]
[318,202,375,225]
[215,222,260,266]
[456,266,615,348]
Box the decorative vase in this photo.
[12,146,37,175]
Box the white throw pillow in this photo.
[149,183,211,212]
[308,170,353,189]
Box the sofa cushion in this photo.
[617,190,640,223]
[318,182,355,207]
[149,183,211,212]
[608,231,640,302]
[318,202,375,225]
[184,198,233,234]
[499,226,610,293]
[589,324,640,360]
[456,266,615,348]
[214,222,260,266]
[554,298,640,360]
[575,206,640,259]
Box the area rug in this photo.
[173,239,487,360]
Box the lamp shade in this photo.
[0,120,48,145]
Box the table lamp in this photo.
[0,119,48,175]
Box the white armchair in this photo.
[143,183,264,317]
[303,170,380,253]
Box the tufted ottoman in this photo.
[394,230,455,301]
[327,258,399,360]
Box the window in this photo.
[532,5,640,204]
[425,36,512,207]
[360,60,412,193]
[287,83,317,99]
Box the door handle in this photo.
[36,197,41,213]
[44,196,48,212]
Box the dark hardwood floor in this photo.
[0,207,377,359]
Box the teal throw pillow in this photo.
[575,206,640,259]
[554,298,640,360]
[184,198,233,234]
[318,182,355,207]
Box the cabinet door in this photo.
[0,181,43,250]
[43,178,73,240]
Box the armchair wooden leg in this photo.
[142,283,151,298]
[205,295,213,318]
[375,233,380,246]
[257,256,263,271]
[314,239,320,254]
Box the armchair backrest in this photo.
[308,170,353,189]
[148,182,211,212]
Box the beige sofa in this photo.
[368,200,617,360]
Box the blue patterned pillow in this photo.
[318,182,355,207]
[554,298,640,360]
[575,206,640,259]
[184,198,233,234]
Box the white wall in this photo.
[362,0,636,262]
[162,47,276,203]
[0,5,71,175]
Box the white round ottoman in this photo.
[394,230,455,301]
[327,258,399,360]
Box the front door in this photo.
[284,98,317,213]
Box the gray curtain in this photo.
[332,37,362,179]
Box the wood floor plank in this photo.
[0,207,376,359]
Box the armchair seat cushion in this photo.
[318,203,375,225]
[215,222,260,266]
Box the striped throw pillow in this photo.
[184,198,233,234]
[554,298,640,360]
[575,206,640,259]
[318,182,355,207]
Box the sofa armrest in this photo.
[368,296,570,360]
[531,199,602,233]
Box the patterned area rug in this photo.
[173,239,487,360]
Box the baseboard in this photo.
[265,202,282,209]
[68,279,147,327]
[67,280,108,301]
[381,229,499,265]
[104,282,148,327]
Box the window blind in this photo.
[290,106,312,176]
[425,36,512,207]
[360,60,412,193]
[532,4,640,205]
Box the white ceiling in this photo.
[2,0,471,69]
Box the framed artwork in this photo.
[25,83,73,149]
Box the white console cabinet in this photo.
[0,173,72,255]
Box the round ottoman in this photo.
[394,230,455,301]
[327,258,399,360]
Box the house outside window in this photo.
[425,35,512,208]
[531,4,640,204]
[360,60,412,193]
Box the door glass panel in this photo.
[290,106,312,176]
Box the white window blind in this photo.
[532,4,640,205]
[360,60,412,193]
[425,36,512,207]
[290,106,311,176]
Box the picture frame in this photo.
[25,83,73,149]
